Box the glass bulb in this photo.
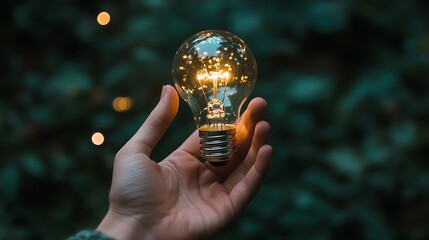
[172,30,257,166]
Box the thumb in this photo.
[123,85,179,155]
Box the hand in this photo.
[97,85,272,240]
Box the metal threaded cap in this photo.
[199,128,236,166]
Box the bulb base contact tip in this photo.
[199,128,236,166]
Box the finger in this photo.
[224,121,270,190]
[235,97,267,158]
[204,98,267,179]
[228,145,272,211]
[224,120,270,189]
[124,85,179,155]
[243,121,270,170]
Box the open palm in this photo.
[97,85,272,240]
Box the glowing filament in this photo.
[197,70,230,82]
[196,69,231,128]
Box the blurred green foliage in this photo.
[1,0,429,239]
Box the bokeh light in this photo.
[91,132,104,145]
[97,11,110,26]
[112,97,134,112]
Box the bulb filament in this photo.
[197,67,231,130]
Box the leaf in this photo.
[20,153,46,177]
[287,75,333,104]
[0,164,20,199]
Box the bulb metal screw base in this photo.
[199,128,236,166]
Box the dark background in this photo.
[2,0,429,239]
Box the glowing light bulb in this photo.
[172,30,257,166]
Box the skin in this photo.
[97,85,272,240]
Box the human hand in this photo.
[96,85,272,240]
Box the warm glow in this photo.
[113,97,134,112]
[199,123,235,131]
[92,132,105,145]
[197,69,230,82]
[97,11,110,26]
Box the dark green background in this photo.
[2,0,429,239]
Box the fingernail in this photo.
[160,85,166,99]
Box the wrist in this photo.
[97,210,154,240]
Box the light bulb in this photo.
[172,30,257,166]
